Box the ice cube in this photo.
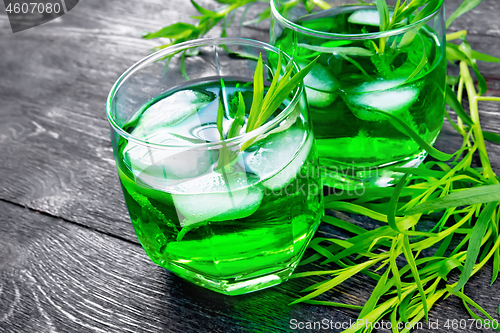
[245,128,313,190]
[345,79,420,121]
[122,89,217,184]
[123,128,217,186]
[172,167,264,227]
[302,63,337,91]
[348,10,407,27]
[133,90,214,133]
[351,78,406,93]
[305,87,338,108]
[299,62,339,108]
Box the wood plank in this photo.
[1,200,500,333]
[0,95,136,241]
[0,200,362,332]
[0,0,498,241]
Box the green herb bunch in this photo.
[287,5,500,330]
[143,0,265,49]
[144,0,500,331]
[215,52,318,171]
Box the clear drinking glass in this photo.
[106,38,324,295]
[270,0,446,189]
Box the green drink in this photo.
[107,39,323,295]
[270,0,446,189]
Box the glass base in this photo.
[321,151,427,190]
[165,257,301,296]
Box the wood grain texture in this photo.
[0,202,376,333]
[0,0,499,332]
[1,201,500,333]
[0,0,498,241]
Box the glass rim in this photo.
[270,0,444,40]
[106,37,304,150]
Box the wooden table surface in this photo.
[1,0,500,332]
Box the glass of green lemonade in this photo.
[107,38,324,295]
[270,0,446,189]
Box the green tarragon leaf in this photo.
[472,50,500,63]
[446,0,483,28]
[413,0,441,23]
[375,0,390,31]
[322,215,368,235]
[403,235,429,321]
[227,92,246,139]
[246,53,265,132]
[376,110,454,162]
[359,268,391,318]
[459,40,488,95]
[388,174,409,233]
[446,42,468,62]
[446,85,474,126]
[190,0,219,17]
[407,185,500,215]
[403,34,428,83]
[453,289,500,332]
[213,0,242,3]
[454,201,499,292]
[143,22,198,40]
[297,43,373,57]
[483,130,500,145]
[438,257,463,280]
[256,7,272,23]
[289,259,380,305]
[252,56,319,130]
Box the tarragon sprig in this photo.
[143,0,333,50]
[215,52,318,170]
[144,0,257,49]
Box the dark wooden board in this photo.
[1,201,500,333]
[0,0,500,332]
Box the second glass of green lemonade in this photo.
[270,0,446,189]
[107,38,323,295]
